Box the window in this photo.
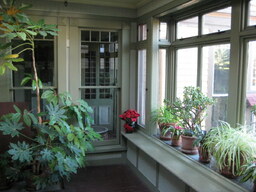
[81,30,119,142]
[245,40,256,132]
[202,7,231,35]
[248,0,256,26]
[137,49,147,126]
[158,49,167,106]
[12,37,55,109]
[176,17,198,39]
[159,22,167,40]
[202,44,230,127]
[138,24,147,41]
[176,47,198,98]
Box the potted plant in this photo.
[163,124,183,147]
[194,130,211,163]
[119,109,140,133]
[152,99,179,140]
[240,161,256,192]
[204,121,256,178]
[0,1,101,190]
[172,86,215,154]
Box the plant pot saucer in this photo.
[180,148,198,155]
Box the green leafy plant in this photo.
[0,1,101,190]
[240,161,256,185]
[172,86,215,136]
[203,121,256,177]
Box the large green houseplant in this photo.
[172,86,214,154]
[203,121,256,178]
[152,99,179,140]
[0,0,101,190]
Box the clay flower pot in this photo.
[198,146,210,163]
[181,135,198,155]
[171,135,181,147]
[159,123,174,141]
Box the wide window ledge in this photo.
[122,131,250,192]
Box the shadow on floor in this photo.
[2,165,153,192]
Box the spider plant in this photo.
[203,121,256,177]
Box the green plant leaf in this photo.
[23,109,31,127]
[17,32,27,41]
[13,105,21,114]
[8,141,32,163]
[25,29,37,36]
[39,31,47,37]
[0,66,6,75]
[67,133,75,141]
[0,119,23,137]
[20,76,31,86]
[32,80,37,90]
[11,58,24,62]
[40,149,53,161]
[5,62,18,71]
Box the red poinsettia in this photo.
[119,109,140,133]
[119,109,140,122]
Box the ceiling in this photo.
[51,0,154,9]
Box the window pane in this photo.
[159,22,167,40]
[202,7,231,35]
[176,48,198,98]
[248,0,256,26]
[138,24,147,41]
[137,49,147,126]
[245,40,256,132]
[158,49,166,106]
[202,44,230,127]
[13,40,55,87]
[177,17,198,39]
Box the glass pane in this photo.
[158,49,166,106]
[91,31,99,41]
[177,16,198,39]
[81,88,117,141]
[137,49,147,126]
[202,7,231,35]
[202,44,230,127]
[245,40,256,132]
[81,30,90,41]
[101,32,109,42]
[138,24,147,41]
[249,0,256,26]
[111,32,118,42]
[176,48,198,98]
[159,22,167,40]
[13,40,55,87]
[81,43,96,86]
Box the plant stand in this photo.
[181,135,198,155]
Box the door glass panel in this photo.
[81,30,119,142]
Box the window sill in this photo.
[122,130,250,192]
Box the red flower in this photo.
[124,123,134,132]
[119,109,140,122]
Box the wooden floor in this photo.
[61,165,153,192]
[3,165,153,192]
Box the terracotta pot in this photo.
[181,135,198,155]
[171,135,181,147]
[198,146,210,163]
[220,166,237,179]
[159,123,174,141]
